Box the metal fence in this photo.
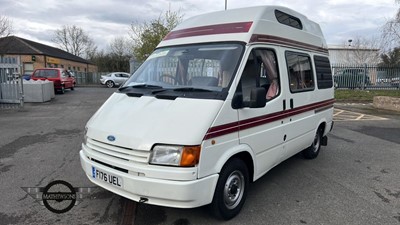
[0,57,23,109]
[74,72,103,85]
[74,72,121,86]
[332,64,400,90]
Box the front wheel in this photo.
[58,86,65,94]
[302,128,322,159]
[210,158,249,220]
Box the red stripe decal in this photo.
[204,99,335,140]
[250,34,329,54]
[164,22,253,40]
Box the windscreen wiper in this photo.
[119,84,164,91]
[172,87,213,92]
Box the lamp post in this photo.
[225,0,227,10]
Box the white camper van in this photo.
[80,6,334,220]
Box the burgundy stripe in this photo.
[249,34,329,54]
[204,99,335,140]
[163,22,253,40]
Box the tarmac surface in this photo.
[0,87,399,225]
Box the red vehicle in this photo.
[31,68,76,94]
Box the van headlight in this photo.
[149,145,201,167]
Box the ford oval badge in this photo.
[107,135,116,142]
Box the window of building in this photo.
[286,52,314,92]
[314,56,333,89]
[24,63,34,75]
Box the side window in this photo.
[237,49,280,103]
[286,52,314,92]
[314,56,333,89]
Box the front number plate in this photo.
[92,166,123,188]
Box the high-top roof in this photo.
[159,6,327,54]
[0,35,93,64]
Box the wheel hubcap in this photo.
[312,133,320,153]
[223,170,245,209]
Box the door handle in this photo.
[290,99,294,109]
[283,100,286,110]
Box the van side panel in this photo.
[198,98,240,179]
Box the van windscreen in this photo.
[122,43,244,98]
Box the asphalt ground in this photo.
[0,87,399,225]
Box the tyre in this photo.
[302,127,322,159]
[106,80,115,88]
[71,84,74,91]
[59,86,65,94]
[211,158,249,220]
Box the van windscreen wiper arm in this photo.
[119,84,164,91]
[172,87,213,92]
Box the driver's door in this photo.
[236,47,286,179]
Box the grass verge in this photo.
[335,90,400,102]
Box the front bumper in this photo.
[80,150,218,208]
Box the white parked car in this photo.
[100,72,130,88]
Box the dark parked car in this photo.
[22,74,31,80]
[31,68,76,94]
[334,68,370,89]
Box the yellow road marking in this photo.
[333,109,388,121]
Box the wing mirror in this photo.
[232,87,266,109]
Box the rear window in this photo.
[34,69,58,78]
[314,56,333,89]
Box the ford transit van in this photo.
[80,5,334,220]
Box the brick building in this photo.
[0,36,97,75]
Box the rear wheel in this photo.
[106,80,114,88]
[211,158,249,220]
[302,128,322,159]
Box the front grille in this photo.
[86,138,149,164]
[91,158,128,173]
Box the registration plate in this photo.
[92,166,123,188]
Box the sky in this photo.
[0,0,398,51]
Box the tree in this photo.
[52,25,97,59]
[379,47,400,66]
[129,9,183,62]
[0,15,13,37]
[382,1,400,51]
[88,37,132,72]
[107,37,132,72]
